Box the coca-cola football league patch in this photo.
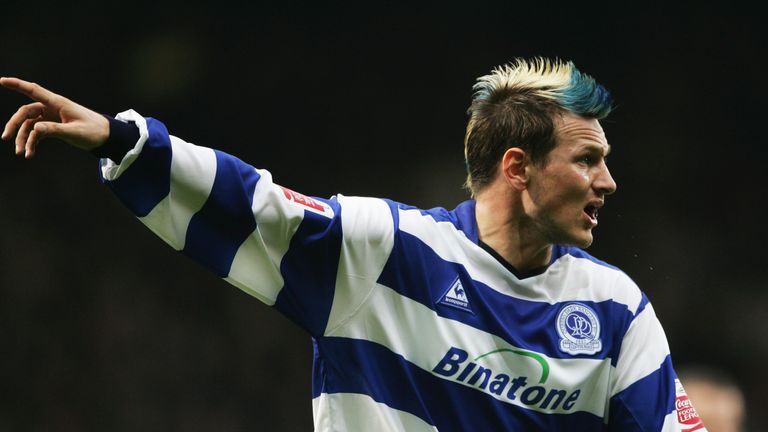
[675,378,706,431]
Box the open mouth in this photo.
[583,204,599,225]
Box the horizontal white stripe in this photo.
[325,196,395,334]
[100,109,149,180]
[225,231,283,305]
[328,283,611,416]
[225,171,305,305]
[611,304,671,396]
[398,208,642,311]
[312,393,438,432]
[550,255,642,313]
[138,137,217,250]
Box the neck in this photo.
[474,187,552,272]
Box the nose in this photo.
[594,164,617,195]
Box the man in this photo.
[1,58,705,430]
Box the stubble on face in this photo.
[522,113,615,249]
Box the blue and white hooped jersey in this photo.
[99,111,706,432]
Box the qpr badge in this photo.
[556,302,602,355]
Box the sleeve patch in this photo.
[280,186,334,218]
[675,379,706,431]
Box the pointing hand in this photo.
[1,77,109,159]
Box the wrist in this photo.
[91,115,140,162]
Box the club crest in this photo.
[556,303,602,355]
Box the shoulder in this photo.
[551,246,645,316]
[382,199,478,243]
[327,196,465,239]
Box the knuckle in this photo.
[21,104,35,115]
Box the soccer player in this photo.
[1,58,706,431]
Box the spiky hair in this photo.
[464,57,613,195]
[470,57,613,119]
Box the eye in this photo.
[579,155,596,165]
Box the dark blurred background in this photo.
[1,3,765,431]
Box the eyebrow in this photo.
[581,142,611,156]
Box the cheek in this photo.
[552,178,591,215]
[555,173,590,199]
[567,170,592,194]
[530,169,588,209]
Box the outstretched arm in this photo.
[2,78,393,339]
[0,77,109,158]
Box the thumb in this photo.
[33,121,71,138]
[33,115,108,151]
[20,121,73,159]
[33,121,91,150]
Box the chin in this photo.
[559,232,594,249]
[577,232,595,248]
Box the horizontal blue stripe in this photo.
[378,230,634,363]
[182,150,259,277]
[607,354,675,431]
[315,336,604,431]
[389,199,479,244]
[312,337,326,398]
[451,200,479,243]
[103,118,172,217]
[273,197,343,337]
[636,292,650,316]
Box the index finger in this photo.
[0,77,58,105]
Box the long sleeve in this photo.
[98,110,364,337]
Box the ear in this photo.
[501,147,529,190]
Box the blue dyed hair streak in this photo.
[463,58,613,195]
